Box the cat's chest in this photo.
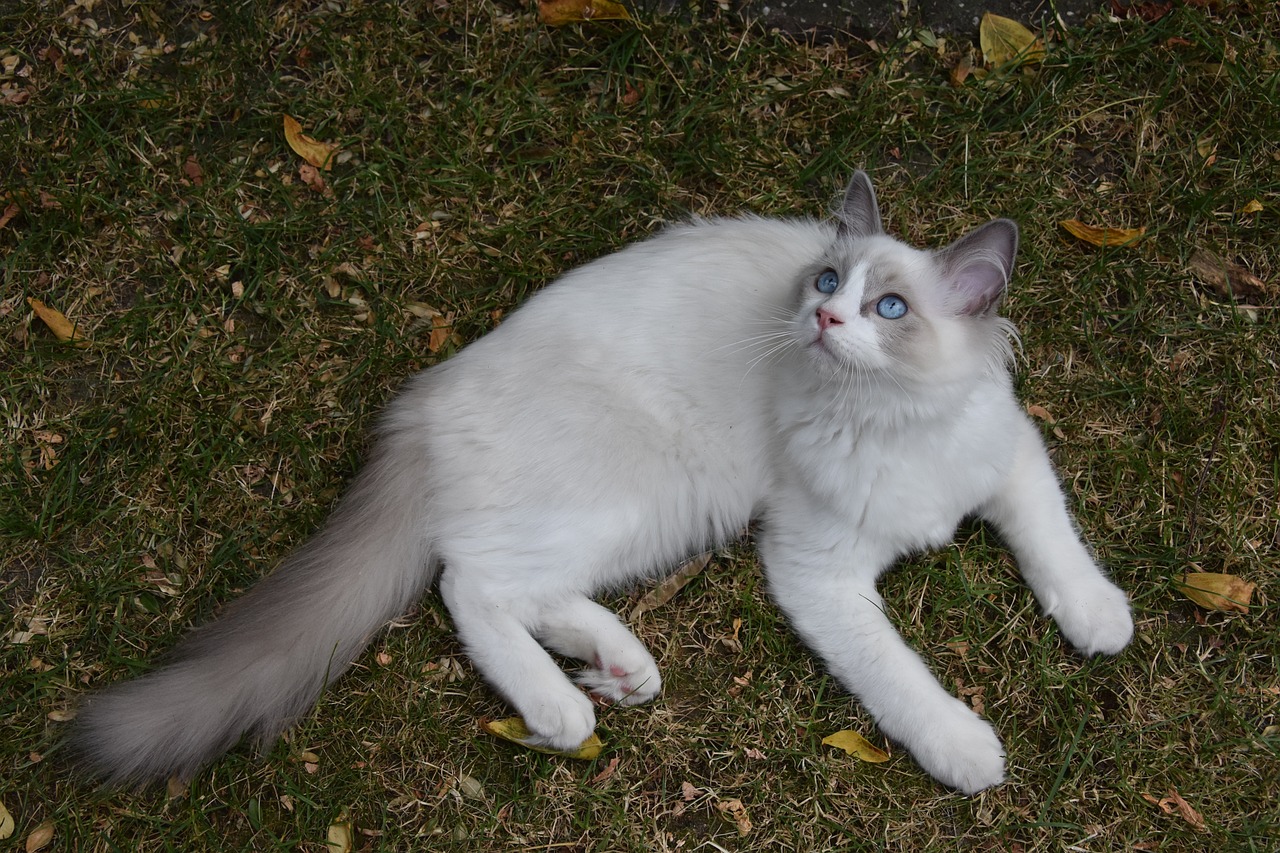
[779,405,1014,550]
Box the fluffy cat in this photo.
[70,172,1134,795]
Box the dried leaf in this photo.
[1240,199,1263,215]
[539,0,632,27]
[283,114,338,170]
[630,552,711,619]
[1175,573,1255,613]
[25,822,53,853]
[822,730,891,763]
[325,810,353,853]
[1149,788,1208,832]
[1188,249,1269,304]
[483,717,603,760]
[428,312,460,354]
[0,801,13,840]
[979,13,1045,67]
[716,798,753,836]
[27,298,89,346]
[0,201,18,230]
[1026,404,1054,422]
[1060,219,1146,248]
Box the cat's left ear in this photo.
[836,171,883,238]
[934,219,1019,316]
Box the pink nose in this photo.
[817,307,843,331]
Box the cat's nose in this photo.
[817,307,844,331]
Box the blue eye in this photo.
[815,270,840,294]
[876,294,908,319]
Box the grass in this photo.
[2,0,1277,849]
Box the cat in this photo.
[70,172,1134,795]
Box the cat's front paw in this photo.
[576,650,662,706]
[518,687,598,751]
[908,699,1006,795]
[1045,576,1134,657]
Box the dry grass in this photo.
[2,1,1277,850]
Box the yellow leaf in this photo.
[1240,199,1263,214]
[1060,219,1146,248]
[539,0,633,27]
[27,298,89,347]
[25,821,53,853]
[325,810,353,853]
[483,717,604,760]
[821,730,891,763]
[1175,573,1255,614]
[283,115,339,170]
[0,801,13,840]
[979,13,1045,67]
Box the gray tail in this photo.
[69,411,436,787]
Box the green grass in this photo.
[2,1,1278,849]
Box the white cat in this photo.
[71,172,1133,795]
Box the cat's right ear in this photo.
[935,218,1019,316]
[836,171,883,239]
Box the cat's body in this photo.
[71,174,1133,795]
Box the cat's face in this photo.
[791,172,1019,390]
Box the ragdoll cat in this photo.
[71,172,1133,795]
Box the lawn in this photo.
[1,1,1277,850]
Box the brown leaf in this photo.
[182,155,203,186]
[1188,249,1269,304]
[428,312,460,354]
[1175,573,1255,613]
[25,822,53,853]
[283,114,339,170]
[630,552,711,619]
[1156,788,1207,832]
[27,298,89,347]
[0,201,18,230]
[715,798,753,836]
[589,756,621,785]
[539,0,633,27]
[979,13,1045,67]
[822,730,891,763]
[1060,219,1146,248]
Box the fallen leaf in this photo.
[27,298,90,346]
[716,798,753,836]
[1188,249,1269,304]
[950,54,973,86]
[630,552,711,619]
[1026,404,1054,422]
[822,730,891,763]
[325,810,353,853]
[680,781,700,801]
[182,155,203,185]
[1175,573,1255,613]
[25,821,53,853]
[1157,788,1207,832]
[0,801,12,839]
[1060,219,1146,248]
[589,755,621,784]
[283,114,339,170]
[539,0,633,27]
[1240,199,1263,215]
[428,312,460,354]
[979,13,1045,67]
[0,201,18,229]
[483,717,603,760]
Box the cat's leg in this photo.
[438,566,597,750]
[980,420,1133,656]
[761,531,1006,795]
[533,597,662,706]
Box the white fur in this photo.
[71,175,1133,794]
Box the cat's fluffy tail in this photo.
[69,409,436,787]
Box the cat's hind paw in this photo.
[576,652,662,706]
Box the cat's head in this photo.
[794,171,1019,388]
